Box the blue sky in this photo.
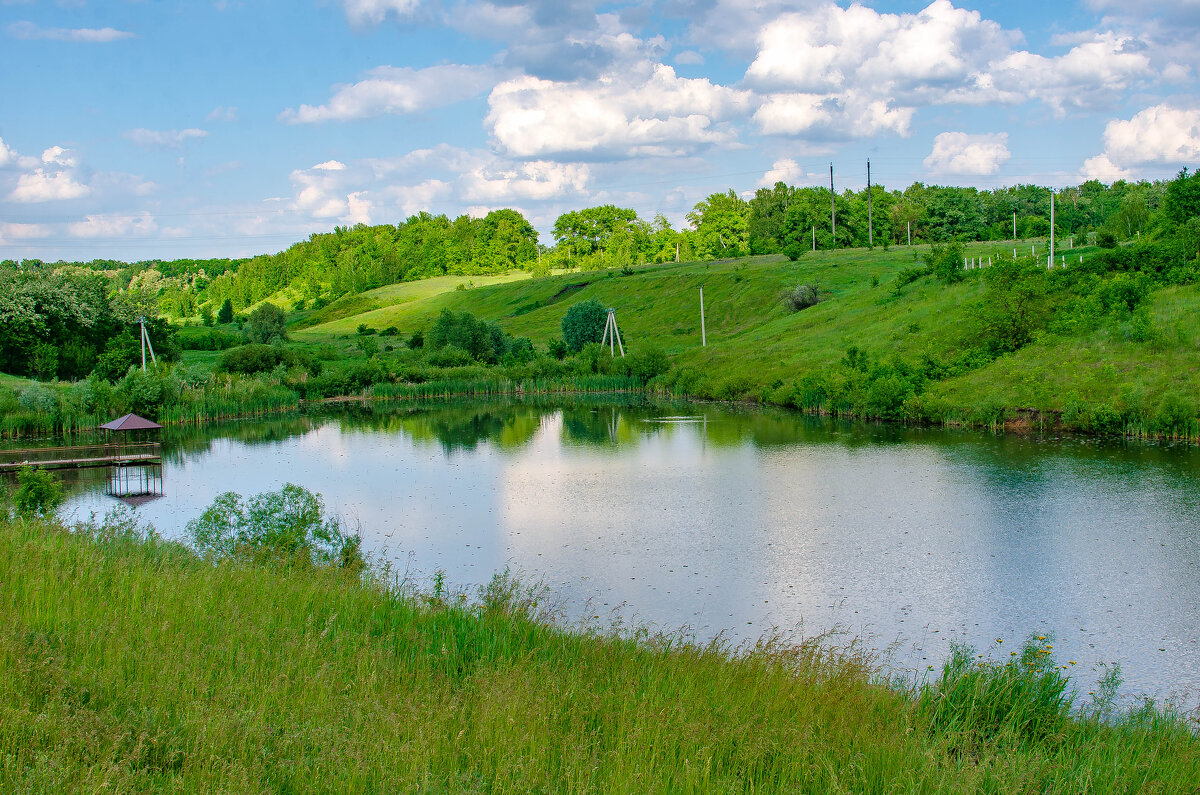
[1,0,1198,261]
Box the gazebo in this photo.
[99,413,164,501]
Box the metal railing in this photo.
[0,442,162,470]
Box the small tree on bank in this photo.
[561,298,607,352]
[245,303,287,345]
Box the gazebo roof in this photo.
[100,413,163,432]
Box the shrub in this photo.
[357,324,376,336]
[626,345,669,383]
[186,484,362,570]
[545,337,568,360]
[427,309,510,363]
[245,303,288,344]
[380,326,398,337]
[782,241,806,261]
[428,345,475,368]
[13,466,64,519]
[1096,229,1118,249]
[927,242,966,284]
[782,283,820,312]
[217,298,234,324]
[407,330,425,349]
[218,344,290,375]
[561,298,607,352]
[217,345,319,377]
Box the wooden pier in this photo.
[0,442,162,472]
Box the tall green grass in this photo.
[2,512,1197,792]
[367,374,645,402]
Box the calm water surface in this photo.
[43,400,1200,704]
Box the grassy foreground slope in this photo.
[295,242,1200,427]
[3,513,1197,792]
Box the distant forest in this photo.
[2,171,1198,382]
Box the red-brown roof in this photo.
[99,413,163,432]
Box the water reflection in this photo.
[40,399,1200,705]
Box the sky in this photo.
[1,0,1198,262]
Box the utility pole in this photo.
[1049,189,1055,268]
[1013,211,1017,240]
[699,288,706,347]
[812,226,815,251]
[907,220,911,246]
[137,316,157,371]
[829,163,836,243]
[866,158,873,247]
[600,308,625,357]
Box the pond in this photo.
[37,399,1200,705]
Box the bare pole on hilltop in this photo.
[1049,189,1056,268]
[866,159,873,248]
[829,163,836,244]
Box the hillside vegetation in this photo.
[290,239,1200,436]
[2,169,1198,439]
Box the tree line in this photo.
[3,170,1197,334]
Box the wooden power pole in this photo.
[829,163,836,243]
[866,159,873,247]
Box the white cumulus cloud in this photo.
[280,64,500,123]
[758,158,803,187]
[1098,104,1200,166]
[460,160,590,202]
[486,61,752,158]
[923,132,1010,175]
[9,145,90,202]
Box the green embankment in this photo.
[294,243,1200,429]
[3,513,1197,792]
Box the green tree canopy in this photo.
[561,298,607,352]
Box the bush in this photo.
[13,466,64,519]
[927,242,966,284]
[626,345,670,383]
[782,283,820,312]
[218,344,319,377]
[561,298,607,352]
[407,330,425,349]
[545,337,568,360]
[380,326,398,337]
[186,484,362,570]
[427,309,510,363]
[357,324,376,336]
[782,241,806,261]
[245,303,287,344]
[1096,229,1118,249]
[219,344,289,375]
[178,329,242,351]
[428,345,475,368]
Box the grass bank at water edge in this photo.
[1,512,1197,793]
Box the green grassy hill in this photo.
[293,242,1200,432]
